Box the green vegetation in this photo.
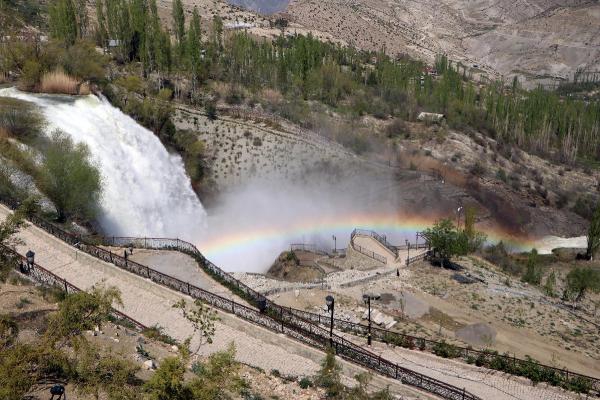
[521,249,542,285]
[17,0,599,165]
[38,130,102,222]
[315,348,392,399]
[172,298,218,355]
[562,267,600,306]
[423,217,486,267]
[587,203,600,260]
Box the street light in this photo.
[50,384,65,399]
[362,293,380,346]
[325,295,335,347]
[26,250,35,270]
[332,235,337,254]
[456,206,464,229]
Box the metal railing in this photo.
[101,235,600,397]
[0,217,480,400]
[1,245,146,331]
[352,228,397,256]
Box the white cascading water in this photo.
[0,88,206,239]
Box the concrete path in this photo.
[0,205,436,399]
[352,234,427,268]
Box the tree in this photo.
[587,203,600,260]
[72,339,140,400]
[38,130,102,222]
[188,343,242,399]
[172,0,185,51]
[172,299,217,355]
[144,356,190,400]
[45,284,122,345]
[563,267,600,306]
[49,0,79,46]
[314,347,343,398]
[422,218,464,266]
[543,270,556,297]
[521,249,542,285]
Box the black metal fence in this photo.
[5,196,597,397]
[20,232,479,400]
[104,235,600,397]
[1,245,146,331]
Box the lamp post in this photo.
[332,235,337,254]
[325,295,335,347]
[26,250,35,271]
[362,294,380,346]
[50,384,65,399]
[456,206,463,229]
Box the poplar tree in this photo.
[172,0,185,51]
[49,0,79,46]
[187,7,202,92]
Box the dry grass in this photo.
[39,70,87,95]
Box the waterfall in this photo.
[0,88,206,239]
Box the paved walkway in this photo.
[0,205,434,399]
[352,235,427,268]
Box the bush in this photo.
[298,377,313,389]
[432,340,460,358]
[470,161,487,177]
[496,168,507,183]
[385,118,408,138]
[38,130,102,222]
[0,97,43,142]
[205,101,218,121]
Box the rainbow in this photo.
[197,211,538,261]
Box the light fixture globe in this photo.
[325,295,334,310]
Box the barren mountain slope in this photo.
[286,0,600,84]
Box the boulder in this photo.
[143,359,156,370]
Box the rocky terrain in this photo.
[285,0,600,86]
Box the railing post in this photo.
[187,282,191,294]
[146,266,150,278]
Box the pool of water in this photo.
[227,0,290,14]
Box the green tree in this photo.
[38,130,102,222]
[563,267,600,306]
[521,249,542,285]
[144,356,190,400]
[543,270,557,297]
[188,343,242,399]
[72,339,140,399]
[315,347,343,398]
[422,218,466,266]
[45,284,122,345]
[172,298,217,355]
[172,0,185,51]
[587,203,600,260]
[49,0,79,46]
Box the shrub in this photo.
[205,101,218,121]
[38,130,102,222]
[496,168,507,183]
[385,118,408,138]
[0,97,43,142]
[298,377,313,389]
[432,340,460,358]
[470,161,487,177]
